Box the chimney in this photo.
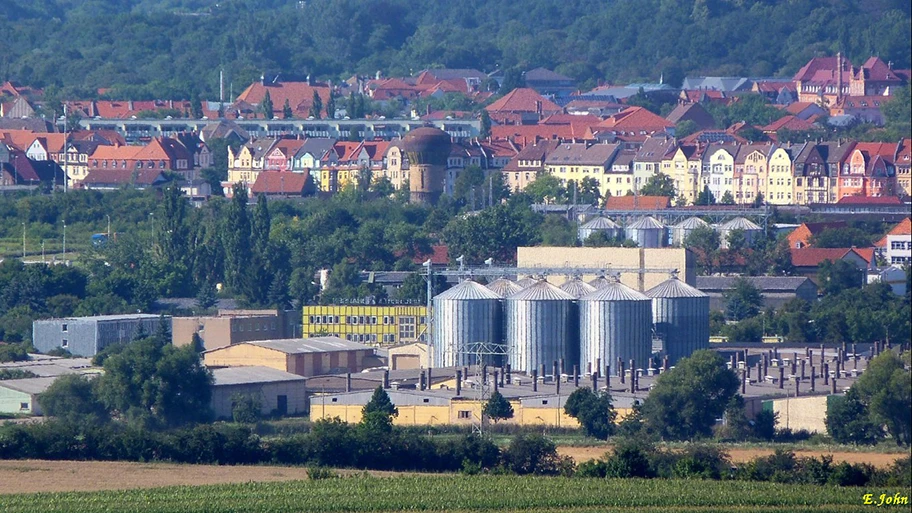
[505,364,511,384]
[419,370,426,391]
[811,367,816,391]
[455,370,462,396]
[572,364,579,387]
[837,52,843,101]
[605,365,610,389]
[591,373,598,391]
[552,360,559,383]
[493,370,499,392]
[831,377,837,395]
[345,373,352,392]
[778,366,784,389]
[427,367,433,388]
[532,370,538,392]
[383,370,390,389]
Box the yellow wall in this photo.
[766,148,794,205]
[517,247,695,291]
[303,305,428,346]
[203,344,286,371]
[770,395,829,433]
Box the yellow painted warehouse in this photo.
[302,305,427,346]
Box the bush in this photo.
[307,466,339,480]
[671,445,730,480]
[0,343,30,363]
[231,393,262,423]
[500,433,562,475]
[603,439,654,478]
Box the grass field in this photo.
[0,474,906,513]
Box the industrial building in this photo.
[301,305,427,345]
[0,377,57,415]
[173,309,301,351]
[387,342,430,370]
[433,280,502,367]
[210,366,308,419]
[32,314,168,357]
[516,246,696,292]
[203,336,380,377]
[696,276,818,310]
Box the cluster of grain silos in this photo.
[432,275,710,373]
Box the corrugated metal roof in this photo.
[433,279,501,300]
[588,276,612,289]
[721,217,761,231]
[507,280,575,301]
[645,277,708,298]
[486,278,523,298]
[212,366,306,386]
[559,278,596,298]
[515,277,539,289]
[581,216,619,230]
[580,281,649,301]
[627,216,665,230]
[675,216,709,229]
[248,336,372,354]
[0,377,58,395]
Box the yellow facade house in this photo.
[544,142,620,198]
[765,145,797,205]
[302,305,428,346]
[227,139,276,187]
[734,145,770,205]
[665,145,701,205]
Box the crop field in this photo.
[0,474,905,513]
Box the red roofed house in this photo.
[829,96,889,125]
[234,78,331,119]
[81,168,170,190]
[250,171,312,198]
[875,217,911,265]
[760,115,815,138]
[783,102,827,120]
[500,140,559,193]
[596,107,674,140]
[485,88,561,125]
[786,221,847,249]
[603,195,671,210]
[490,123,593,145]
[790,247,875,281]
[264,138,306,172]
[838,142,897,199]
[794,54,907,105]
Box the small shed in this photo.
[388,342,429,370]
[0,377,57,415]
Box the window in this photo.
[458,410,471,419]
[542,400,549,405]
[371,316,377,325]
[61,339,68,348]
[422,398,430,403]
[399,316,416,340]
[20,402,29,410]
[61,323,68,332]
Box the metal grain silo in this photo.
[578,216,620,242]
[505,280,577,374]
[588,276,612,290]
[645,276,709,364]
[486,278,523,298]
[625,216,666,248]
[515,276,538,289]
[672,217,709,246]
[432,280,502,368]
[579,281,653,375]
[718,217,763,249]
[560,278,596,299]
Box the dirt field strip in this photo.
[0,460,411,495]
[556,445,907,468]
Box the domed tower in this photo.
[402,127,451,204]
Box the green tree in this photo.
[639,172,676,198]
[564,388,617,440]
[261,90,274,120]
[825,388,883,445]
[575,177,602,206]
[191,95,203,119]
[683,225,720,273]
[309,91,322,119]
[361,386,398,433]
[283,99,293,119]
[38,374,107,425]
[719,191,735,205]
[696,185,716,206]
[809,227,872,248]
[483,390,514,423]
[818,259,863,296]
[195,279,218,310]
[724,277,763,321]
[675,119,699,138]
[881,85,911,139]
[523,173,566,203]
[853,351,911,446]
[641,350,740,440]
[500,433,563,475]
[480,110,492,138]
[231,393,262,423]
[223,185,252,294]
[95,338,213,429]
[325,90,336,119]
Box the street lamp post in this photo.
[62,220,67,260]
[22,222,26,259]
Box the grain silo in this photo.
[560,278,596,299]
[579,280,653,375]
[645,276,709,364]
[588,276,612,290]
[505,280,577,374]
[578,216,620,242]
[515,276,538,289]
[625,216,666,248]
[432,280,502,367]
[718,217,763,249]
[672,216,709,246]
[486,278,522,298]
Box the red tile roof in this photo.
[82,168,167,186]
[412,245,449,266]
[836,195,902,205]
[490,124,593,144]
[250,171,311,195]
[603,195,671,210]
[485,88,561,114]
[235,81,331,118]
[875,218,911,247]
[597,106,674,132]
[789,248,859,267]
[761,115,815,132]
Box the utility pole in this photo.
[22,222,26,259]
[62,220,67,260]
